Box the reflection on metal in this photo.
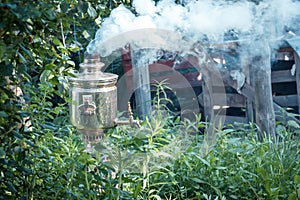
[69,54,139,143]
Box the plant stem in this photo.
[117,147,122,200]
[85,165,91,200]
[60,19,66,48]
[67,165,75,198]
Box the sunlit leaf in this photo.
[294,175,300,184]
[19,44,33,60]
[87,3,97,18]
[40,70,53,83]
[287,120,300,128]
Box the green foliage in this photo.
[0,0,131,199]
[0,0,299,200]
[96,120,300,200]
[89,86,300,199]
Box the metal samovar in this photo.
[68,54,139,143]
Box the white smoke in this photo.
[133,0,157,16]
[185,0,253,40]
[87,0,300,56]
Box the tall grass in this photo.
[92,84,300,200]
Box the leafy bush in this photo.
[1,1,300,200]
[95,120,300,200]
[0,0,131,199]
[88,85,300,200]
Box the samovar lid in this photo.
[69,53,118,87]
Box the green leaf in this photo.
[17,51,27,63]
[82,30,90,39]
[17,63,28,74]
[7,181,17,194]
[60,1,70,13]
[294,175,300,184]
[45,9,57,20]
[1,3,17,9]
[13,132,24,139]
[0,147,5,158]
[215,166,227,170]
[67,60,75,66]
[223,128,236,134]
[87,3,97,18]
[191,177,206,184]
[52,38,63,46]
[69,45,80,52]
[0,158,8,165]
[0,111,8,118]
[0,41,6,59]
[149,194,162,200]
[287,120,300,128]
[95,16,102,26]
[25,140,35,147]
[20,166,33,175]
[19,44,33,60]
[45,63,56,70]
[197,156,211,167]
[40,70,54,83]
[78,1,88,13]
[288,193,297,200]
[0,62,13,76]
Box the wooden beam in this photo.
[273,95,298,107]
[201,64,226,123]
[202,70,214,121]
[212,93,245,107]
[293,51,300,115]
[277,47,294,52]
[252,41,276,138]
[240,48,255,123]
[271,70,296,83]
[131,48,152,119]
[202,55,300,128]
[236,82,300,125]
